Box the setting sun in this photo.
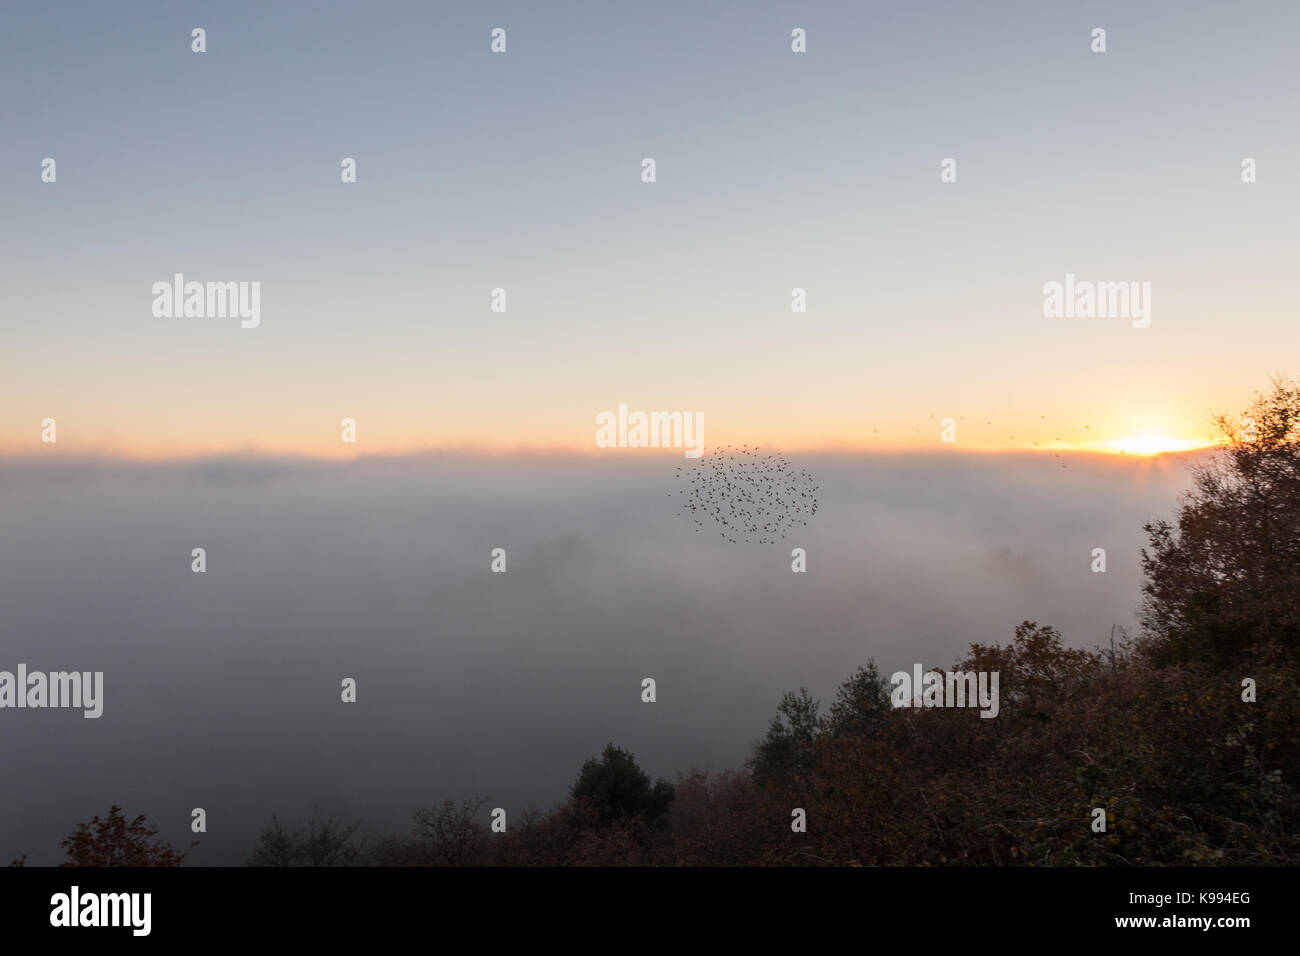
[1095,433,1213,456]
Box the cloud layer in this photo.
[0,451,1198,863]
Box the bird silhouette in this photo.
[672,445,819,545]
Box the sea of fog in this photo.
[0,450,1200,864]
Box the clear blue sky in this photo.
[3,1,1297,455]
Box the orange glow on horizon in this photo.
[0,431,1225,462]
[1087,433,1219,457]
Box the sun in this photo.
[1098,433,1211,456]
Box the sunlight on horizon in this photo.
[1,430,1227,461]
[1089,433,1218,457]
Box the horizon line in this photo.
[0,442,1222,466]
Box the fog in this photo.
[0,450,1200,864]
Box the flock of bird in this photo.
[669,416,1090,543]
[672,445,819,544]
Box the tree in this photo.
[1141,377,1300,669]
[411,798,490,865]
[299,811,367,867]
[246,813,300,867]
[749,688,823,788]
[59,806,192,867]
[246,810,367,867]
[571,744,674,829]
[826,660,892,738]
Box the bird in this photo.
[672,445,819,546]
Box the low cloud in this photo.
[0,451,1200,863]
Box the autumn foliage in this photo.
[58,805,193,867]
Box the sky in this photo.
[3,1,1298,458]
[0,0,1291,868]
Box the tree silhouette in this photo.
[1141,376,1300,669]
[59,806,192,867]
[827,660,892,739]
[571,744,674,829]
[411,798,489,865]
[749,688,823,788]
[246,813,300,867]
[247,810,366,867]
